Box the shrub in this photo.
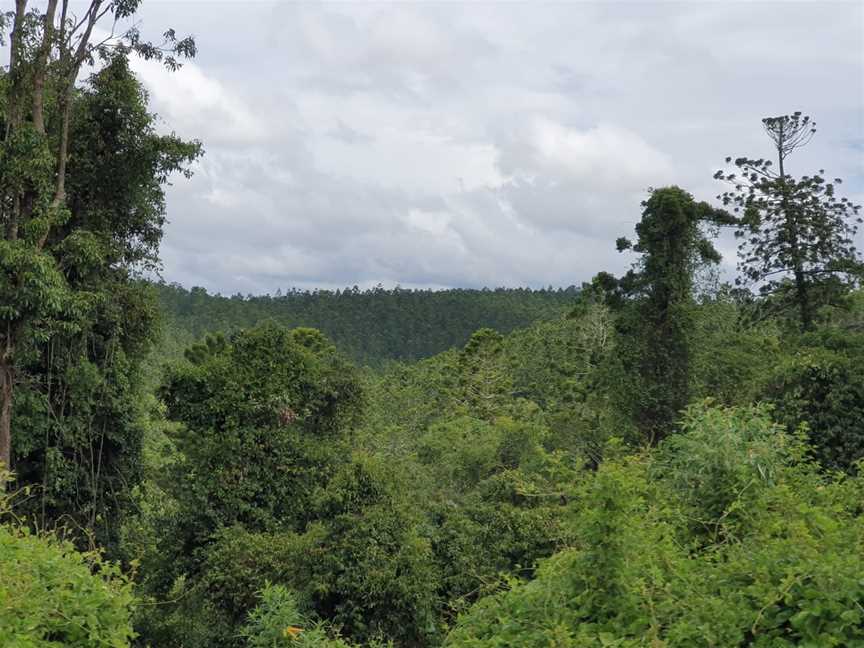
[0,509,134,647]
[767,331,864,471]
[446,405,864,647]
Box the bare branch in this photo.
[32,0,60,134]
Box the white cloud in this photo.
[132,59,268,145]
[528,119,674,189]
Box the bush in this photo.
[655,402,792,539]
[0,519,134,647]
[767,331,864,471]
[446,405,864,647]
[241,583,361,648]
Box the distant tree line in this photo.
[155,283,579,365]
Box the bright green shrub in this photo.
[446,405,864,647]
[241,583,361,648]
[0,525,135,647]
[655,402,792,539]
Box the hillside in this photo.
[154,282,578,364]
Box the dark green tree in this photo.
[767,329,864,472]
[159,324,364,541]
[715,112,863,330]
[134,324,366,647]
[0,0,196,475]
[6,54,199,545]
[599,187,733,444]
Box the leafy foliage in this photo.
[766,329,864,471]
[594,186,734,443]
[0,473,135,647]
[240,583,381,648]
[446,404,864,647]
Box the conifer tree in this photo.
[715,112,863,330]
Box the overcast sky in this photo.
[116,1,864,294]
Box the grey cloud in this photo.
[124,1,863,294]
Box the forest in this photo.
[2,3,864,648]
[154,283,577,365]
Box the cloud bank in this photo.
[127,1,863,294]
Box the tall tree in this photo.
[715,112,863,330]
[10,57,200,545]
[596,187,733,444]
[0,1,196,472]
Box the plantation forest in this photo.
[2,3,864,647]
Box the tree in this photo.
[715,112,863,331]
[154,323,363,556]
[0,1,197,473]
[598,187,733,444]
[133,324,367,647]
[6,54,201,547]
[767,329,864,472]
[456,328,513,420]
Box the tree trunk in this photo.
[0,357,12,473]
[32,0,59,135]
[5,1,28,135]
[777,140,812,331]
[794,267,813,331]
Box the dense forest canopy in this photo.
[1,2,864,648]
[154,282,578,364]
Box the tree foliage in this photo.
[0,0,199,478]
[595,186,733,444]
[715,112,863,330]
[3,52,199,547]
[446,405,864,647]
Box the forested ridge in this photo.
[2,3,864,648]
[154,282,578,364]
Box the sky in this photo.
[88,2,864,293]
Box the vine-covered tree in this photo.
[597,186,733,444]
[715,112,863,330]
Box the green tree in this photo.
[134,324,366,647]
[159,323,363,541]
[766,329,864,472]
[599,187,733,444]
[456,328,513,419]
[715,112,863,331]
[8,55,199,547]
[0,0,196,474]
